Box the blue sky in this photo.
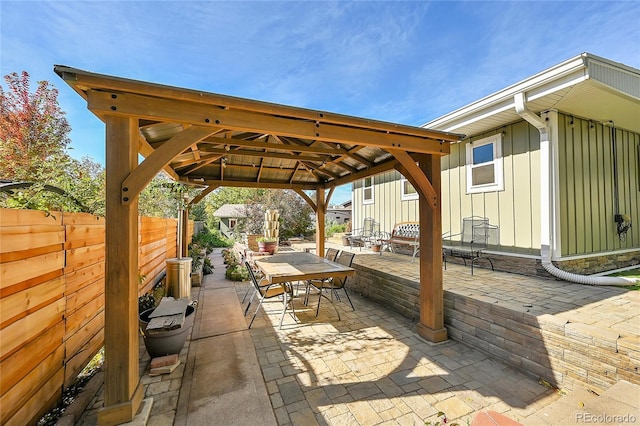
[2,1,639,204]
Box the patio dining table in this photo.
[254,251,354,285]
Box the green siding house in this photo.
[212,204,246,239]
[353,53,639,277]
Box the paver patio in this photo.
[232,270,561,425]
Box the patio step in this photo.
[523,380,640,425]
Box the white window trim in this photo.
[400,176,418,200]
[466,134,504,194]
[363,176,374,205]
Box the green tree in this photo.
[190,201,207,222]
[243,189,314,239]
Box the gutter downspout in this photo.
[514,92,635,286]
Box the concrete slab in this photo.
[175,331,276,426]
[192,287,247,339]
[602,380,640,409]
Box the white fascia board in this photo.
[424,54,590,132]
[433,98,516,133]
[525,69,589,102]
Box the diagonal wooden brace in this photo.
[389,149,438,209]
[121,126,219,204]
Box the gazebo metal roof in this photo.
[55,65,461,195]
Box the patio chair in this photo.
[325,247,340,261]
[242,260,270,315]
[305,252,355,320]
[350,217,380,250]
[244,261,297,329]
[298,248,341,295]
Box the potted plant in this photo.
[139,303,196,358]
[138,288,197,358]
[188,243,205,286]
[257,236,278,255]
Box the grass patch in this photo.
[610,267,640,290]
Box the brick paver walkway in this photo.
[240,274,561,425]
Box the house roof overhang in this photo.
[424,53,640,137]
[54,65,462,197]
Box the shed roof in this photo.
[212,203,247,218]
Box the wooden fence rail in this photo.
[0,208,190,425]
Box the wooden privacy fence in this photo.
[0,208,191,426]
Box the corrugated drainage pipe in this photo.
[514,93,636,286]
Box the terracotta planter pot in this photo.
[371,244,382,253]
[258,241,277,255]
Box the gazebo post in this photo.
[416,154,448,343]
[315,187,326,256]
[98,116,143,425]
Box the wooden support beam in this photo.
[189,184,219,206]
[389,149,437,208]
[121,126,218,204]
[180,178,318,191]
[299,161,334,180]
[294,189,317,212]
[199,145,332,163]
[297,161,322,181]
[172,153,220,170]
[203,134,351,156]
[328,159,399,188]
[325,186,336,207]
[137,135,179,180]
[60,66,461,143]
[256,158,264,182]
[415,154,447,343]
[182,155,222,175]
[98,116,141,424]
[87,91,451,156]
[315,187,325,256]
[289,163,301,184]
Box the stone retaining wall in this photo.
[443,250,639,277]
[556,250,640,275]
[349,262,640,393]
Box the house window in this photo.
[229,218,237,229]
[401,176,418,200]
[363,176,374,204]
[466,134,504,193]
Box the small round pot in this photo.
[139,305,195,358]
[371,244,382,253]
[258,241,277,255]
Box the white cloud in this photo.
[2,0,638,165]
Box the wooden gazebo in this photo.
[54,65,462,424]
